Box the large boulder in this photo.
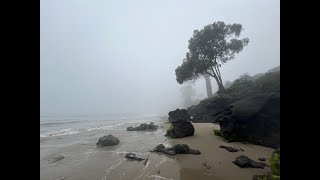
[215,93,280,148]
[165,109,194,138]
[127,122,157,131]
[96,134,119,146]
[150,144,201,155]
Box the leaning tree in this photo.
[175,21,249,93]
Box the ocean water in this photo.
[40,113,178,180]
[40,113,161,138]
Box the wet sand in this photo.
[168,123,275,180]
[41,120,275,180]
[40,119,180,180]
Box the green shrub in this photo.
[270,149,280,176]
[213,129,222,136]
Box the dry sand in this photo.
[167,123,275,180]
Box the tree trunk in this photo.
[204,75,213,98]
[208,67,226,93]
[217,81,225,93]
[214,66,226,93]
[216,75,225,92]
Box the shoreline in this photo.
[41,119,275,180]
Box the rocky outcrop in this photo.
[165,109,194,138]
[188,96,234,123]
[215,93,280,148]
[127,122,157,131]
[233,155,267,168]
[125,153,144,161]
[219,145,239,152]
[150,144,201,155]
[96,134,119,146]
[187,69,280,123]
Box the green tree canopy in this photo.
[175,21,249,92]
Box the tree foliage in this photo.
[175,21,249,92]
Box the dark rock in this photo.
[219,145,239,152]
[188,96,234,123]
[215,93,280,148]
[127,122,157,131]
[258,157,266,161]
[165,109,194,138]
[165,121,194,138]
[151,144,176,155]
[168,109,191,122]
[125,153,144,161]
[157,170,160,174]
[96,134,119,146]
[150,144,201,155]
[167,144,201,155]
[233,155,267,168]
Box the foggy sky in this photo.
[40,0,280,115]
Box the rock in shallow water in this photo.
[127,122,157,131]
[150,144,201,155]
[96,134,119,146]
[219,145,239,152]
[233,155,267,168]
[125,153,144,161]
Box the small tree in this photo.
[175,21,249,93]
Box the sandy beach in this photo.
[40,118,275,180]
[167,123,275,180]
